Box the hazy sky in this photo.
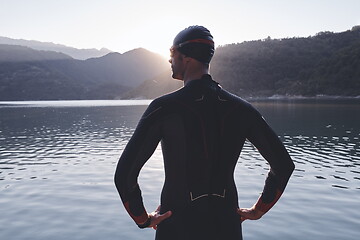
[1,0,359,57]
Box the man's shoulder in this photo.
[219,88,252,107]
[151,87,185,105]
[141,88,185,119]
[218,88,264,120]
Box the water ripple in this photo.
[0,100,359,240]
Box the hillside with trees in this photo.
[210,26,360,97]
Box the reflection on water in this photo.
[0,104,147,178]
[0,99,359,240]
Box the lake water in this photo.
[0,99,359,240]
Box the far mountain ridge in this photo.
[0,44,72,62]
[82,47,169,87]
[87,48,162,62]
[0,36,112,60]
[0,45,169,100]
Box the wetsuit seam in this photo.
[174,100,210,160]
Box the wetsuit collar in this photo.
[184,74,217,88]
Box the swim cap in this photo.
[172,26,214,64]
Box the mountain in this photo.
[121,69,183,99]
[209,26,360,97]
[0,44,72,62]
[0,36,112,60]
[0,46,169,100]
[83,48,169,87]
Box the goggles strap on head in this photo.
[170,38,215,63]
[175,38,214,49]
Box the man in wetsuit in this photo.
[114,26,295,240]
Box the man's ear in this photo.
[184,55,192,63]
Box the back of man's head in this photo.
[172,26,214,64]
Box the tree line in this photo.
[210,26,360,97]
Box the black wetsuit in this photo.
[114,74,295,240]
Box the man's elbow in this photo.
[289,158,295,172]
[114,167,123,192]
[114,173,120,191]
[285,158,295,178]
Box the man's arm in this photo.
[114,101,164,227]
[240,110,295,220]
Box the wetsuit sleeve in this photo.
[114,101,163,225]
[246,109,295,214]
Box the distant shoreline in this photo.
[245,94,360,100]
[0,95,360,105]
